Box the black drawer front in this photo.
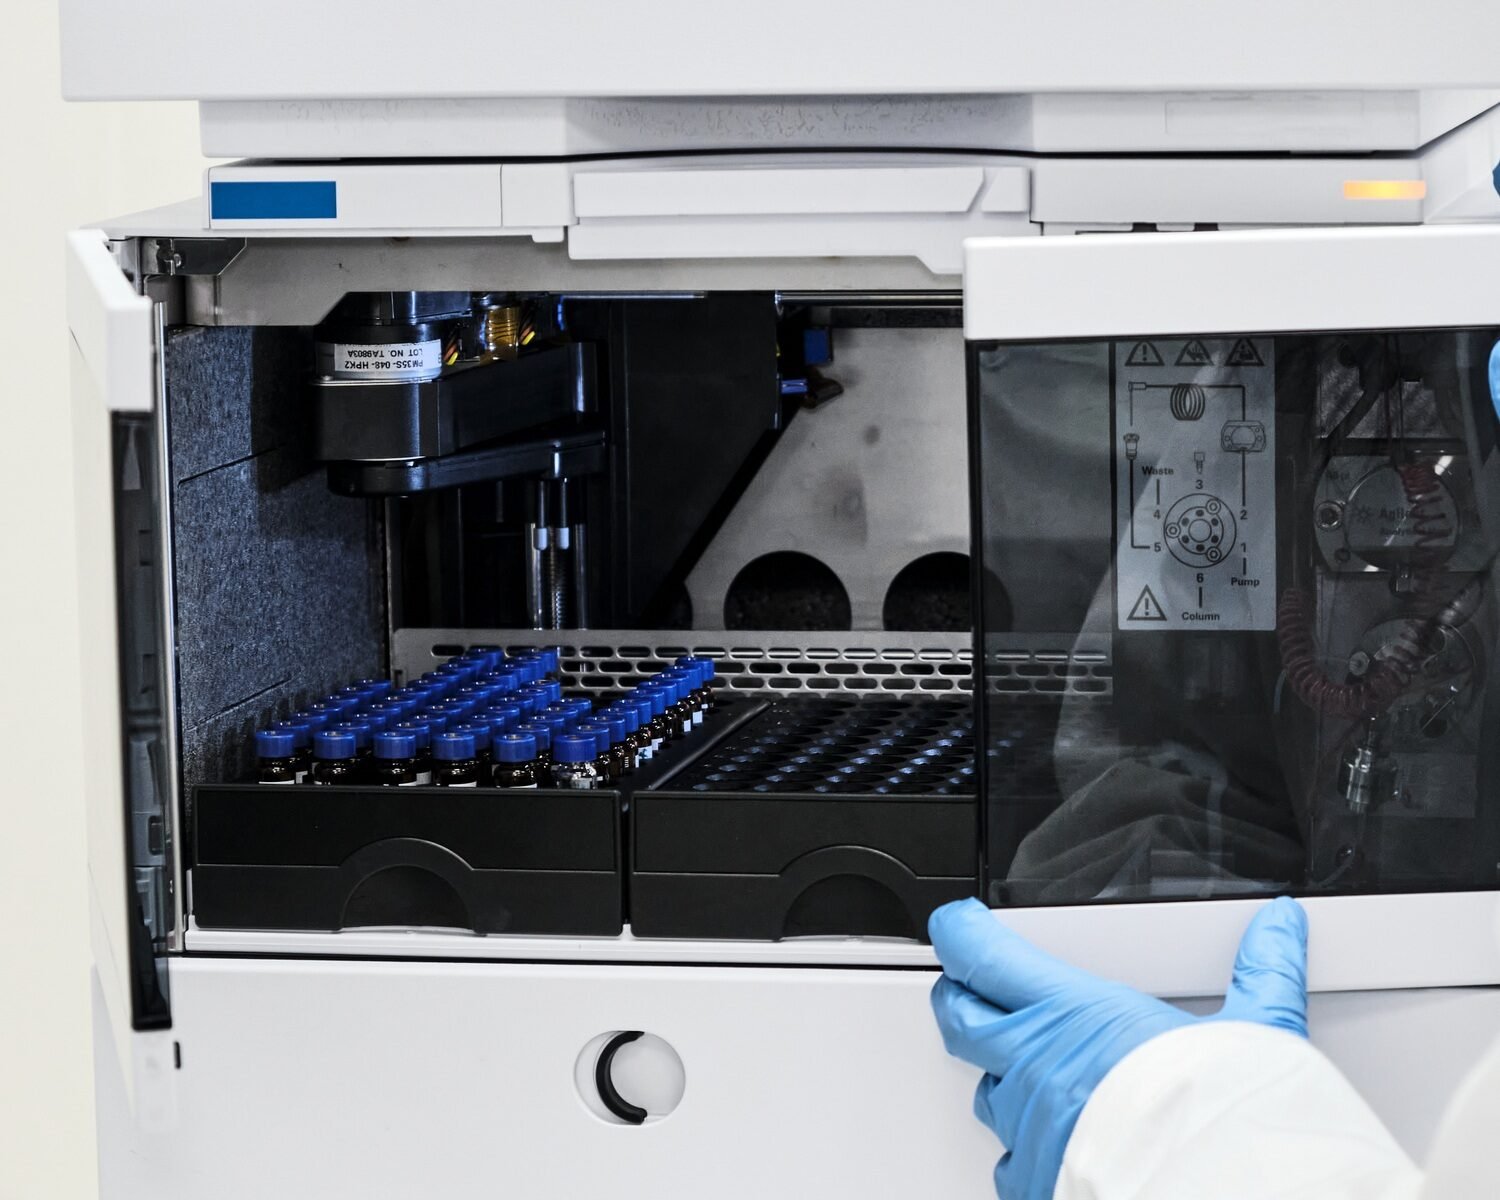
[192,784,622,935]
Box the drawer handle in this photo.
[595,1030,649,1125]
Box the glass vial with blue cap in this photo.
[491,733,542,789]
[513,720,553,768]
[268,718,313,781]
[594,708,634,775]
[663,669,697,735]
[392,718,433,784]
[550,732,604,789]
[605,701,648,770]
[677,656,716,723]
[310,729,360,785]
[573,721,616,783]
[255,730,298,784]
[371,731,420,787]
[452,721,493,767]
[333,718,375,780]
[634,687,668,757]
[432,731,481,787]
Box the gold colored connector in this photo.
[482,304,523,361]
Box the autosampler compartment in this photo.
[166,288,985,942]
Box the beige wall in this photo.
[0,5,209,1197]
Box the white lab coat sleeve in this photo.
[1417,1029,1500,1200]
[1053,1022,1422,1200]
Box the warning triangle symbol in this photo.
[1127,585,1168,622]
[1225,338,1264,367]
[1125,341,1163,366]
[1176,339,1213,367]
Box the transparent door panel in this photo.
[971,330,1500,906]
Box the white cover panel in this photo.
[193,92,1500,160]
[59,2,1500,102]
[66,231,174,1114]
[572,165,989,218]
[966,225,1500,340]
[206,162,507,232]
[187,892,1500,996]
[95,958,997,1199]
[93,960,1500,1197]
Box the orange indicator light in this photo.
[1343,179,1427,201]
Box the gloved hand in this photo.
[930,896,1308,1200]
[1489,339,1500,423]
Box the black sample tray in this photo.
[630,698,979,941]
[193,784,623,935]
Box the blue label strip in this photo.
[210,180,337,220]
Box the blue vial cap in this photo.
[511,658,542,685]
[333,719,373,750]
[392,719,431,751]
[322,694,361,716]
[271,718,312,748]
[439,660,482,683]
[553,733,596,765]
[511,692,541,717]
[534,648,561,675]
[636,684,668,717]
[432,731,477,762]
[352,677,393,697]
[514,721,552,753]
[418,708,452,735]
[355,709,392,733]
[494,732,539,764]
[313,729,356,760]
[607,699,642,730]
[482,703,522,733]
[373,731,417,760]
[561,697,593,722]
[463,647,503,672]
[457,683,501,707]
[255,729,296,758]
[294,708,332,732]
[574,722,611,756]
[452,722,492,753]
[487,669,521,693]
[541,703,575,727]
[595,711,628,745]
[535,712,569,737]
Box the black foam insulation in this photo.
[166,326,385,792]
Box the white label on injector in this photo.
[319,340,442,381]
[1114,337,1277,632]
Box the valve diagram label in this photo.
[1114,338,1276,631]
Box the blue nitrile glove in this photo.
[930,896,1308,1200]
[1489,339,1500,425]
